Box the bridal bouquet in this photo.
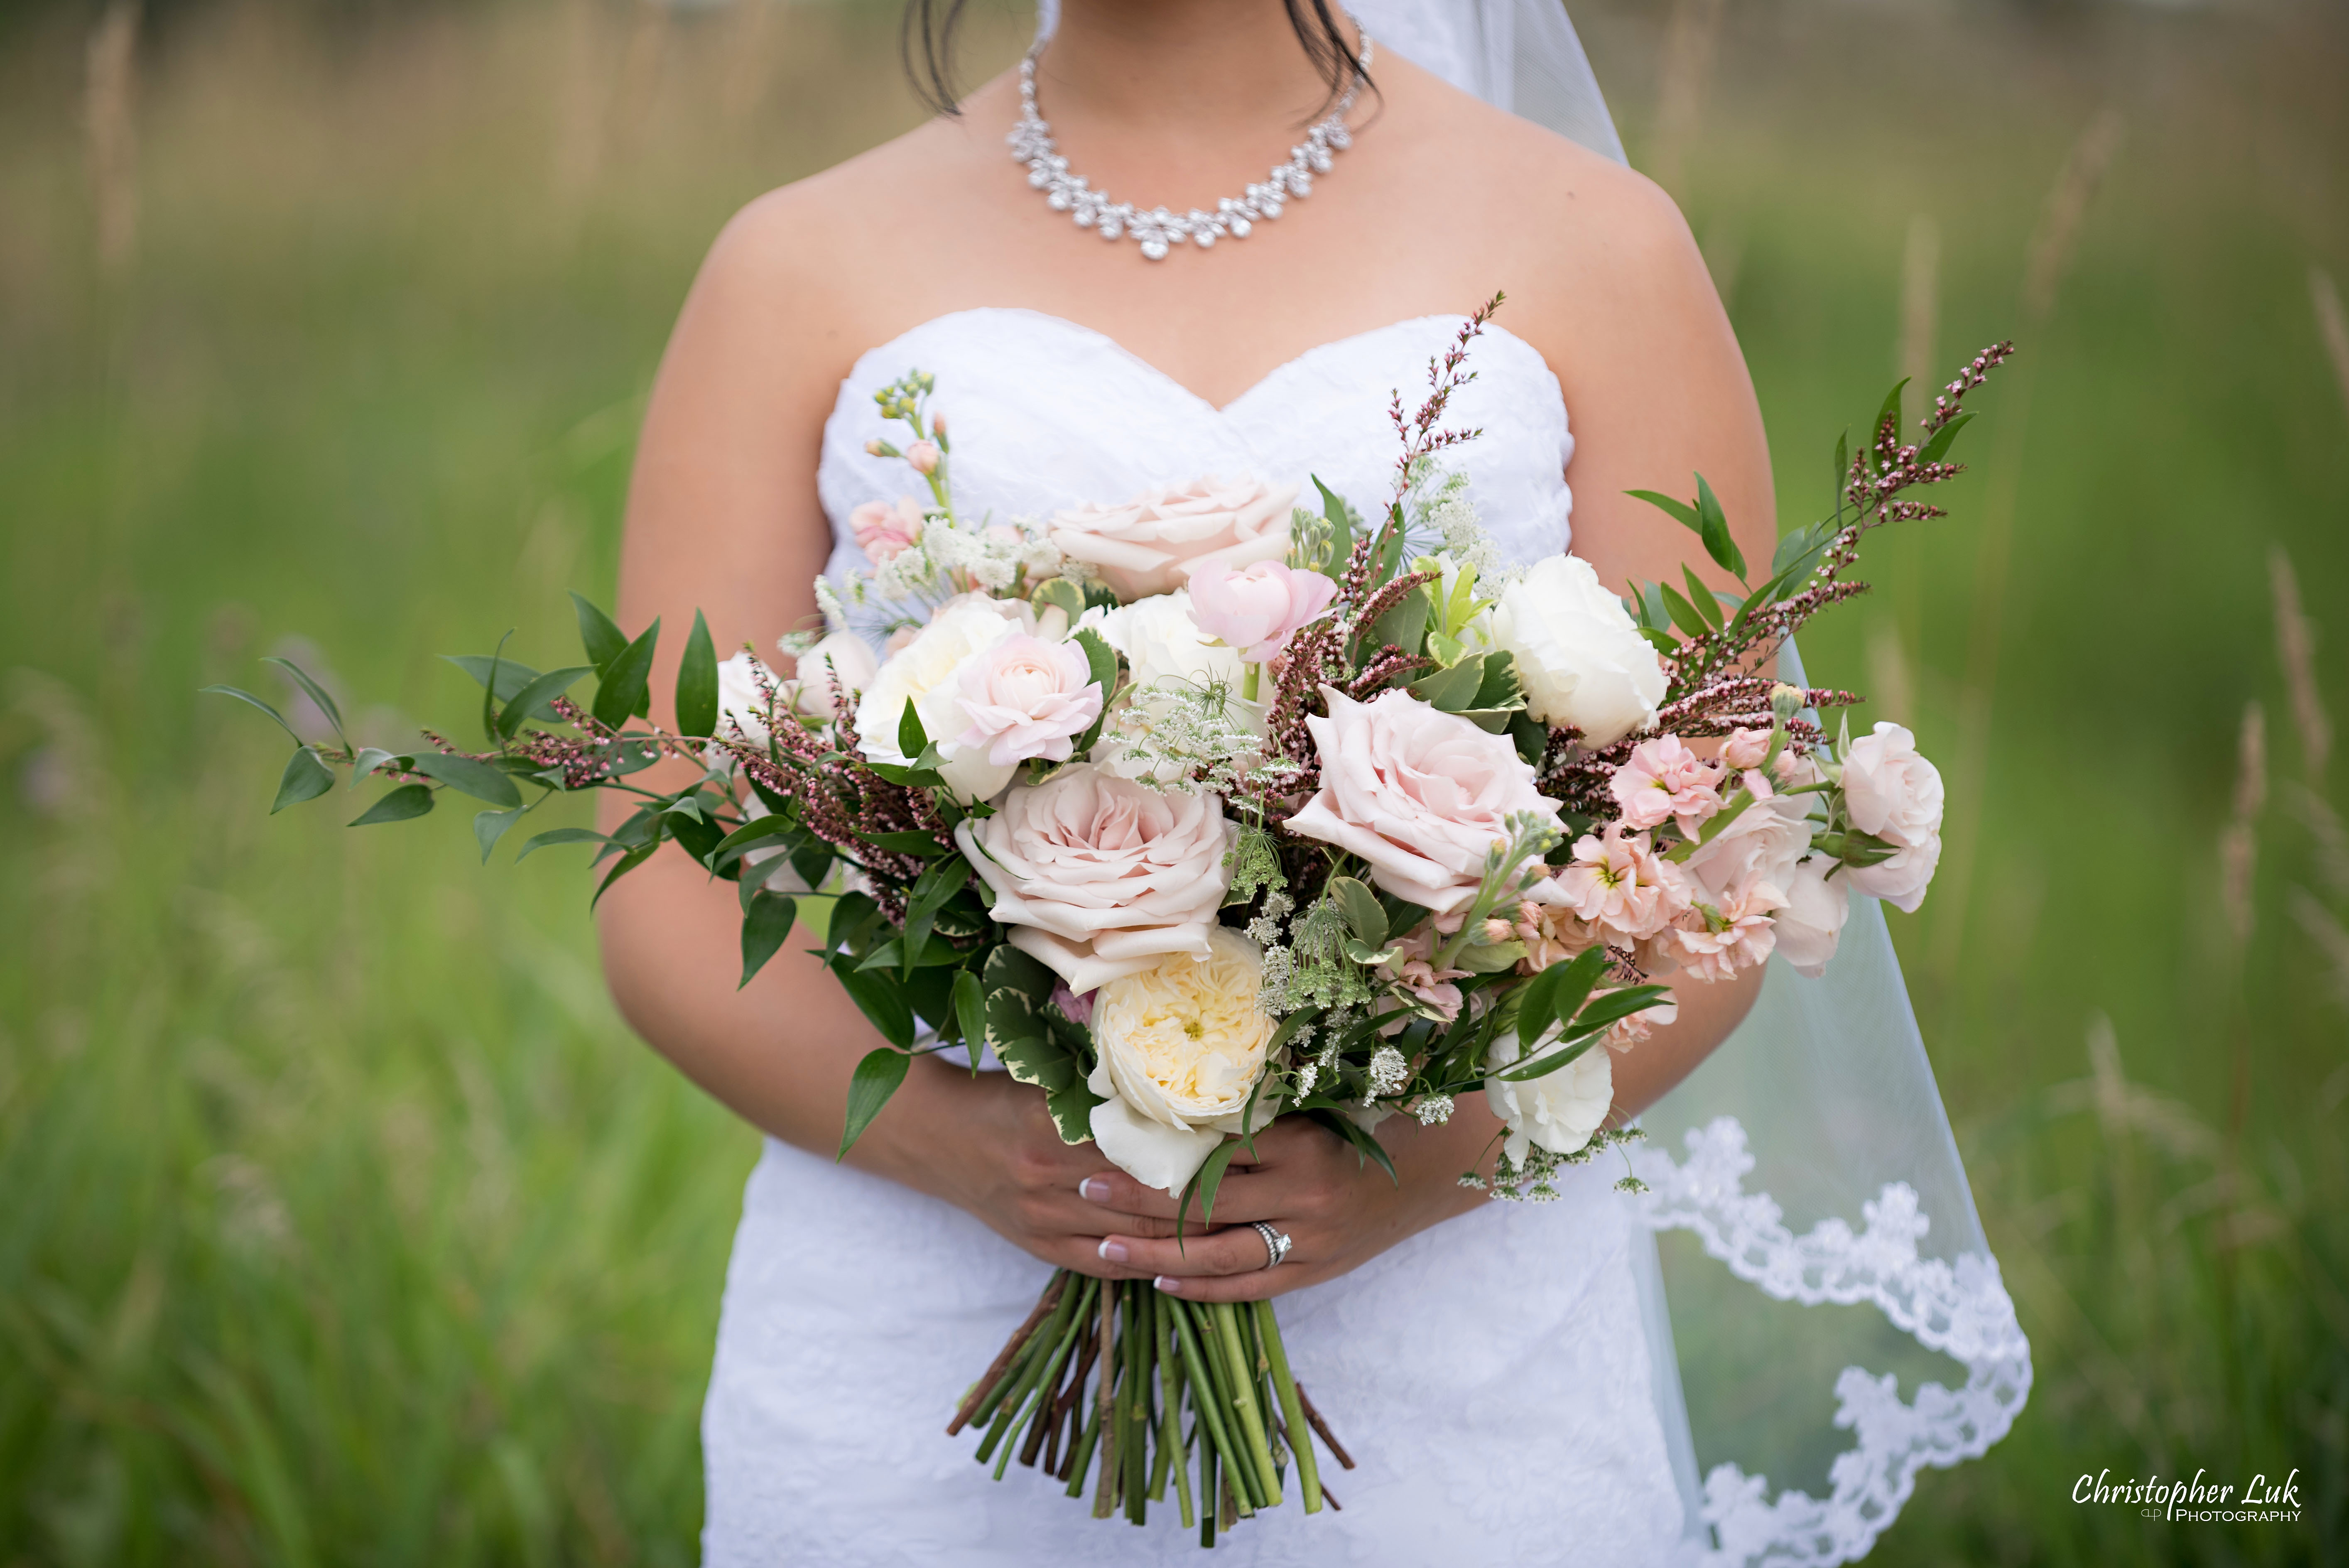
[213,298,2009,1542]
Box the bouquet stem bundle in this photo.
[946,1269,1351,1542]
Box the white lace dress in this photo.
[699,309,1697,1566]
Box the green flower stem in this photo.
[1168,1298,1253,1515]
[1241,661,1261,702]
[1197,1425,1218,1548]
[1063,1399,1103,1499]
[995,1281,1092,1479]
[1090,1281,1119,1519]
[1121,1285,1148,1524]
[1157,1308,1193,1525]
[973,1275,1087,1465]
[1254,1300,1322,1514]
[1212,1300,1283,1507]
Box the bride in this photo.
[596,2,2027,1562]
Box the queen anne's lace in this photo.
[1634,1117,2032,1566]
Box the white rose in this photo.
[1085,928,1279,1193]
[1681,791,1813,908]
[1049,475,1297,602]
[1482,1027,1614,1166]
[952,763,1236,993]
[1490,554,1666,748]
[1082,590,1262,779]
[854,598,1023,801]
[1772,854,1850,978]
[1839,723,1944,914]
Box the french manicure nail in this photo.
[1153,1276,1181,1294]
[1079,1176,1112,1203]
[1097,1238,1129,1264]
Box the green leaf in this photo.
[1508,711,1548,767]
[1873,379,1909,460]
[444,654,543,705]
[1658,583,1711,641]
[1636,625,1682,656]
[708,812,797,870]
[1833,431,1850,489]
[1362,588,1430,664]
[1625,488,1702,532]
[349,783,434,826]
[498,666,594,737]
[831,960,916,1047]
[1042,1078,1102,1147]
[516,826,607,861]
[409,752,522,808]
[201,684,303,745]
[1917,411,1973,466]
[1328,876,1386,948]
[1072,626,1119,699]
[1455,939,1526,974]
[953,968,988,1070]
[1030,577,1086,622]
[862,828,948,856]
[260,657,347,744]
[837,1047,911,1159]
[473,807,522,863]
[351,747,405,785]
[1518,947,1607,1049]
[1189,1138,1243,1228]
[901,858,971,978]
[591,618,660,730]
[1641,581,1672,634]
[479,630,516,743]
[571,591,628,671]
[591,840,659,910]
[676,610,719,738]
[271,747,336,813]
[740,891,799,987]
[1311,1108,1399,1185]
[895,696,929,764]
[1693,474,1747,580]
[1469,649,1522,711]
[1680,566,1723,629]
[1494,1032,1599,1083]
[1314,475,1363,558]
[1406,656,1486,713]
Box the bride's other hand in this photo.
[1075,1105,1506,1303]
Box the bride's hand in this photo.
[1075,1107,1501,1302]
[920,1066,1194,1274]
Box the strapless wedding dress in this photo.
[700,309,1696,1566]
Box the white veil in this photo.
[1028,4,2031,1561]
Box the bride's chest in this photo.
[813,309,1577,571]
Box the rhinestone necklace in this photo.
[1008,27,1374,262]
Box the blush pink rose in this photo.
[1048,475,1297,602]
[953,632,1103,767]
[1188,561,1339,662]
[952,764,1236,992]
[1681,791,1813,909]
[849,495,925,561]
[1610,734,1727,838]
[1284,687,1563,915]
[1772,854,1850,977]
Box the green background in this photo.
[0,0,2342,1561]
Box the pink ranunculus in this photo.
[849,495,925,561]
[1047,475,1297,602]
[1721,726,1772,771]
[1188,561,1339,663]
[1839,722,1944,914]
[1681,791,1813,909]
[1284,686,1564,915]
[953,632,1103,768]
[1377,923,1471,1023]
[1548,823,1688,943]
[905,440,941,476]
[1610,734,1727,838]
[952,764,1237,993]
[1669,883,1785,984]
[1773,854,1850,977]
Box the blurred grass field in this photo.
[2,0,2346,1561]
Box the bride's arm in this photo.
[593,189,1159,1274]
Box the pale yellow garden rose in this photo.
[1085,928,1278,1193]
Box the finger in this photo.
[1076,1165,1292,1227]
[1151,1267,1303,1304]
[1101,1222,1283,1279]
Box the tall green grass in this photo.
[0,0,2344,1561]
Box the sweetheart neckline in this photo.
[835,306,1559,420]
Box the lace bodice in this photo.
[815,308,1574,583]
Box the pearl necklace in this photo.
[1008,28,1374,262]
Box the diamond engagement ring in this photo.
[1250,1221,1293,1271]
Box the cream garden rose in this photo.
[855,597,1028,801]
[1048,475,1297,602]
[953,763,1236,993]
[1489,554,1667,748]
[1085,927,1279,1193]
[1285,686,1563,914]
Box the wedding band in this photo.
[1250,1221,1292,1271]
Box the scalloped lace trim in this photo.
[1634,1117,2033,1567]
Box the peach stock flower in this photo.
[1610,734,1727,838]
[1188,561,1339,662]
[1550,824,1688,942]
[1047,475,1296,602]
